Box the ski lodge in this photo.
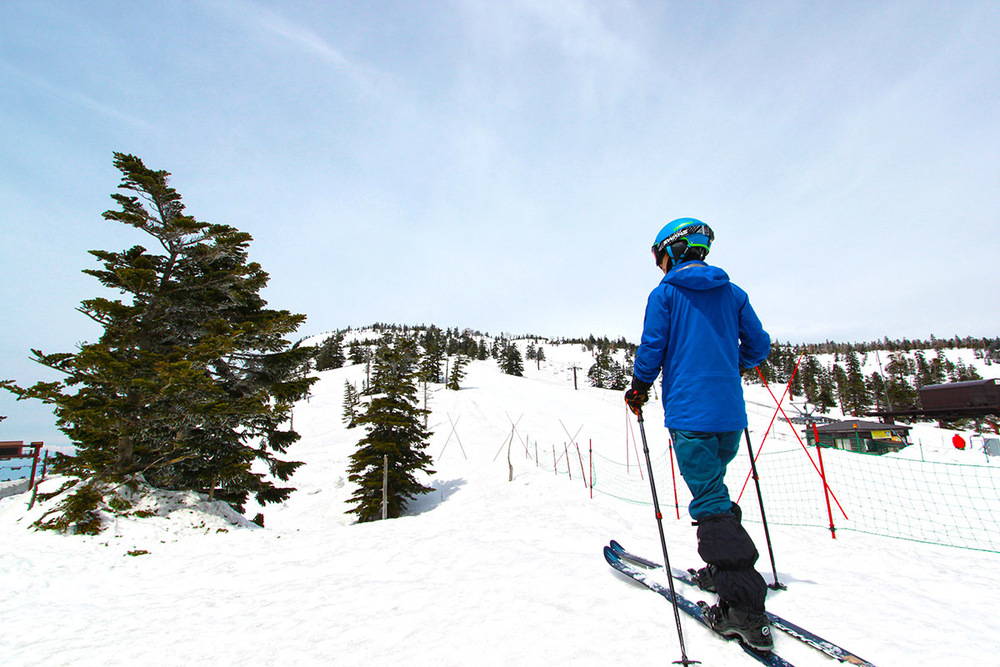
[804,420,911,455]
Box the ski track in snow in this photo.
[2,341,1000,666]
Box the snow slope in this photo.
[2,341,999,667]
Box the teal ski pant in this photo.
[671,428,767,612]
[669,429,742,519]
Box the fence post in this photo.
[381,454,389,520]
[589,440,593,499]
[575,443,587,488]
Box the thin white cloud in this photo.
[228,0,351,67]
[0,60,152,131]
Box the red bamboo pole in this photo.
[813,423,837,539]
[738,356,803,502]
[28,442,43,489]
[757,367,849,521]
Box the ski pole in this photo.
[743,427,786,590]
[635,407,700,666]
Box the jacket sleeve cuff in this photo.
[630,377,653,393]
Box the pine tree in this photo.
[499,343,524,377]
[2,153,315,526]
[315,333,346,371]
[814,367,838,413]
[587,350,629,390]
[884,352,918,413]
[446,355,469,390]
[346,334,434,522]
[843,351,870,415]
[418,326,445,384]
[342,381,360,428]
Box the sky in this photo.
[2,1,999,446]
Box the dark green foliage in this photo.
[840,351,871,415]
[315,334,346,371]
[347,334,435,522]
[447,355,469,390]
[499,342,524,377]
[418,326,445,384]
[587,350,629,390]
[4,153,315,522]
[342,381,360,428]
[33,481,104,535]
[348,340,369,365]
[534,346,546,369]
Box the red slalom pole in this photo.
[756,367,849,521]
[813,423,837,539]
[738,358,803,502]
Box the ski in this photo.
[604,547,794,667]
[609,541,877,667]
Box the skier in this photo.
[624,217,774,651]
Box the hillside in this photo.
[1,336,999,666]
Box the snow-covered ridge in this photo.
[1,330,998,666]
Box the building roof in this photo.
[814,420,912,435]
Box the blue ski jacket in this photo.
[633,260,770,432]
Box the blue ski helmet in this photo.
[651,217,714,268]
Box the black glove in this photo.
[624,377,652,415]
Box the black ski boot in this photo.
[704,602,774,652]
[688,564,717,592]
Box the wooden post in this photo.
[507,427,514,482]
[575,443,587,488]
[382,455,388,520]
[589,440,593,499]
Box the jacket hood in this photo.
[662,260,730,291]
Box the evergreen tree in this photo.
[346,334,434,522]
[587,350,629,390]
[832,364,849,412]
[843,351,870,415]
[446,355,469,390]
[814,367,838,413]
[315,333,346,371]
[801,355,823,405]
[418,326,445,384]
[499,342,524,377]
[348,340,367,365]
[342,381,360,428]
[884,352,918,413]
[2,153,314,526]
[535,346,546,370]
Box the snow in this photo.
[2,340,1000,666]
